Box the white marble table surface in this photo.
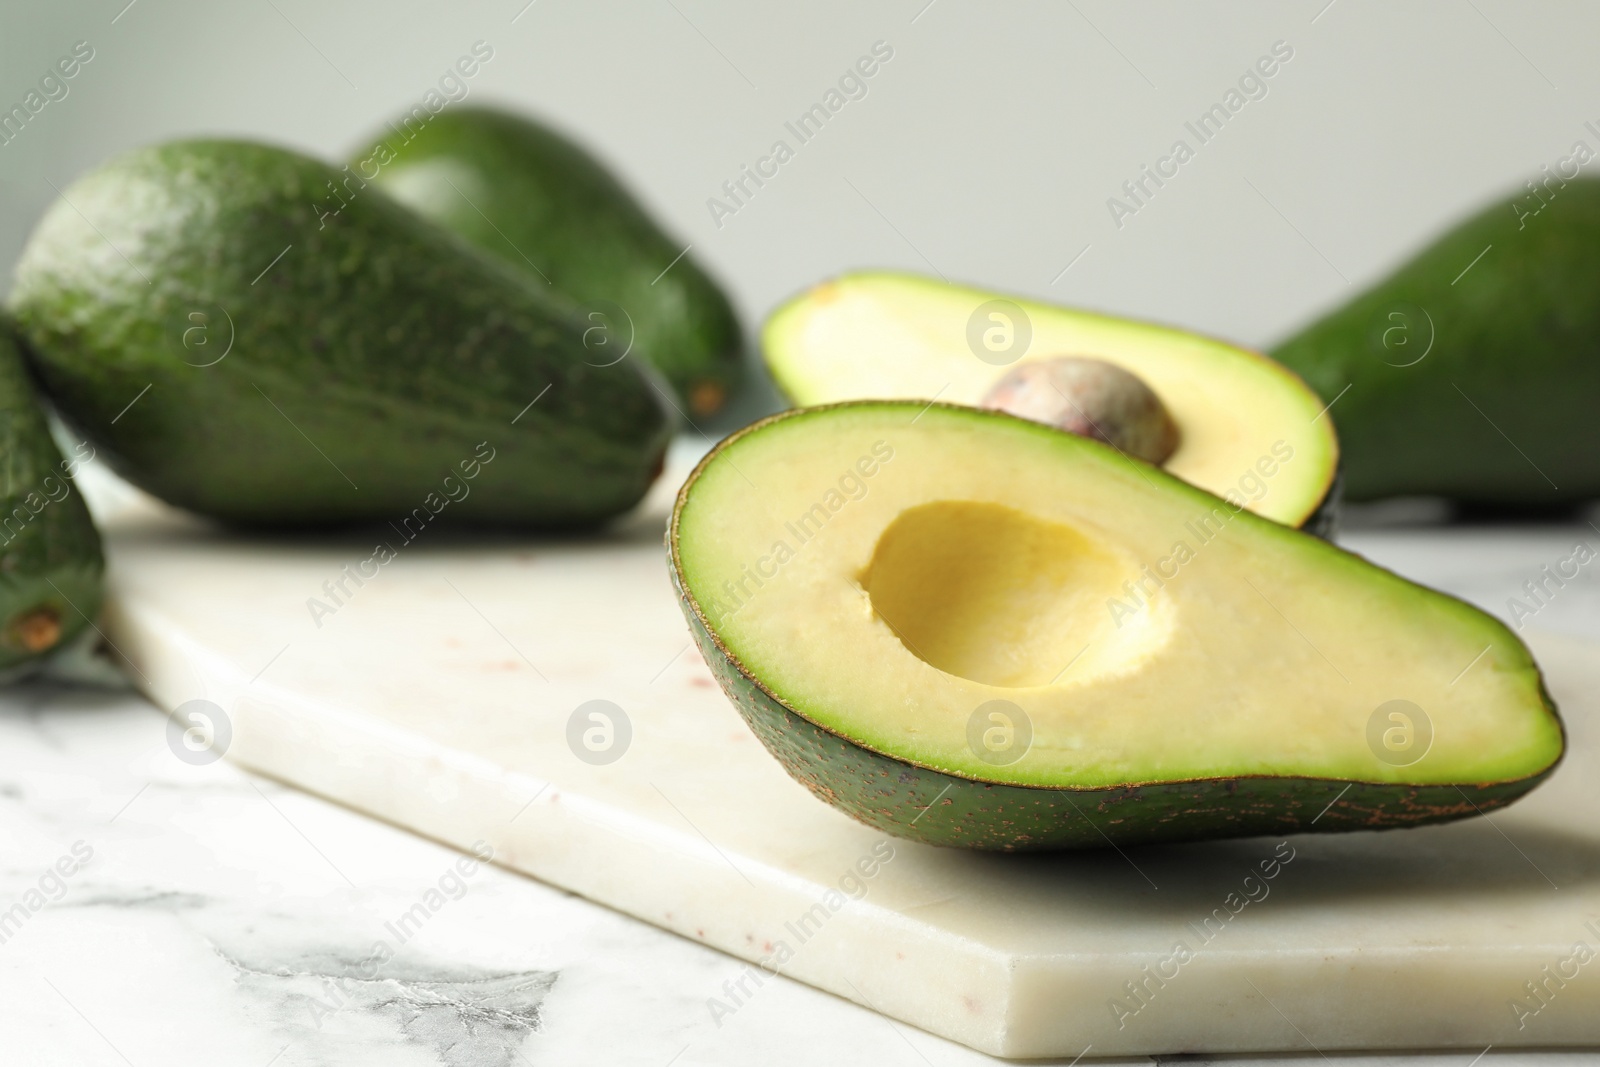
[6,496,1600,1066]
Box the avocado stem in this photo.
[8,606,62,653]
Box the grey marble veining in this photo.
[0,675,987,1065]
[7,671,1600,1065]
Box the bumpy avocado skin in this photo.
[353,107,744,418]
[0,326,102,671]
[677,591,1555,850]
[1272,177,1600,504]
[8,139,673,528]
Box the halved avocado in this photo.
[668,402,1562,850]
[763,272,1340,533]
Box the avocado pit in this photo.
[980,356,1180,465]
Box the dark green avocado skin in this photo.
[8,139,673,528]
[0,325,102,671]
[353,106,744,418]
[1271,176,1600,505]
[672,569,1557,851]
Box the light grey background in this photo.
[2,0,1594,368]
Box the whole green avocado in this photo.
[1271,176,1600,505]
[7,139,674,528]
[350,106,744,419]
[0,324,102,671]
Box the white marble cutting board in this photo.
[93,457,1600,1060]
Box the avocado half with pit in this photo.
[668,402,1563,850]
[763,271,1340,534]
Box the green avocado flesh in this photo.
[1272,176,1600,504]
[7,139,673,528]
[669,402,1563,850]
[762,271,1339,532]
[352,106,744,419]
[0,326,103,671]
